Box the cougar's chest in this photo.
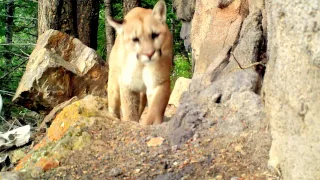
[120,57,146,92]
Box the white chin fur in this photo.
[140,55,150,63]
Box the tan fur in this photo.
[107,1,172,126]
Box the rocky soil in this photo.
[3,95,276,180]
[39,115,276,180]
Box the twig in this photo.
[0,116,9,126]
[19,49,30,57]
[0,50,29,58]
[230,53,265,71]
[8,118,18,131]
[0,90,15,96]
[0,14,37,20]
[0,43,36,46]
[0,58,29,80]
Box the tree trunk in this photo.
[4,0,14,59]
[123,0,141,16]
[104,0,115,60]
[77,0,99,50]
[38,0,75,36]
[38,0,99,49]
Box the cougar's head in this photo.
[107,0,169,63]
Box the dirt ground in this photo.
[37,114,278,180]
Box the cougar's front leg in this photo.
[141,81,170,126]
[139,93,147,117]
[120,85,140,122]
[108,71,121,118]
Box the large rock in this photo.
[180,22,192,52]
[168,0,266,146]
[173,0,195,66]
[263,0,320,179]
[191,0,249,75]
[168,77,191,107]
[13,30,108,113]
[14,95,114,174]
[172,0,195,21]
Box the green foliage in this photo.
[97,7,106,60]
[0,0,37,122]
[170,54,192,88]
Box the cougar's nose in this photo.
[145,50,155,59]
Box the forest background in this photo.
[0,0,191,123]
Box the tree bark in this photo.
[104,0,114,60]
[38,0,99,49]
[4,0,15,59]
[123,0,141,16]
[38,0,75,36]
[77,0,99,50]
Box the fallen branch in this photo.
[38,96,79,131]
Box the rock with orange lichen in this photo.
[13,29,108,113]
[14,95,117,176]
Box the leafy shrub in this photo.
[170,54,192,88]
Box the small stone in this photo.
[0,172,21,180]
[171,145,178,152]
[109,168,122,177]
[230,177,240,180]
[193,142,200,148]
[147,137,164,147]
[193,133,200,140]
[30,167,43,179]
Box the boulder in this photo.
[191,0,249,75]
[14,95,114,174]
[172,0,195,21]
[13,29,108,113]
[167,0,267,147]
[168,77,191,107]
[263,0,320,179]
[173,0,195,61]
[180,22,192,52]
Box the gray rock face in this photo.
[180,22,192,52]
[167,1,266,146]
[172,0,195,21]
[191,0,249,75]
[168,69,264,145]
[13,29,108,113]
[263,0,320,179]
[173,0,195,62]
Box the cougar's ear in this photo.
[152,0,167,24]
[106,16,125,33]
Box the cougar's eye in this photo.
[133,37,139,43]
[151,32,159,39]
